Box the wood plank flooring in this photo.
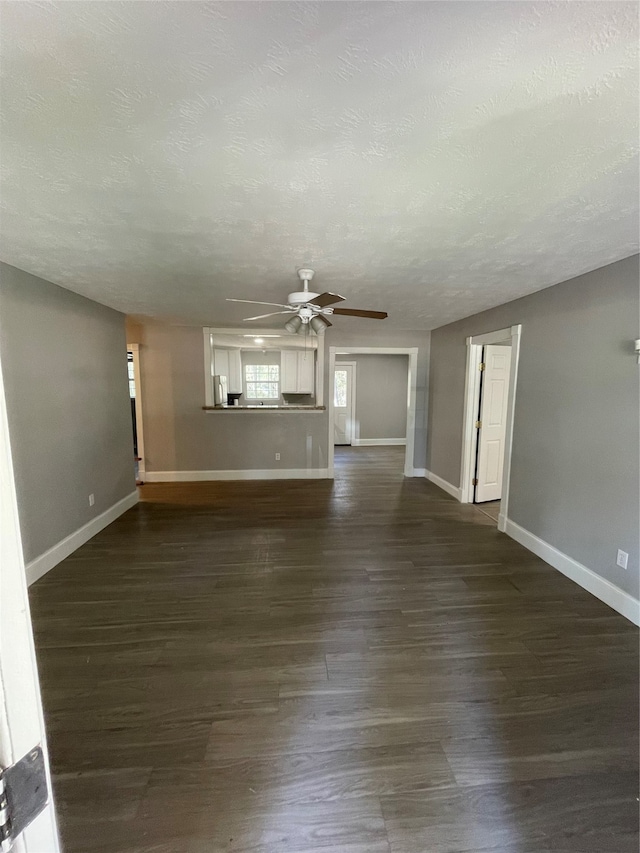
[29,447,639,853]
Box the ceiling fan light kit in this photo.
[227,268,388,335]
[309,315,329,335]
[284,315,302,334]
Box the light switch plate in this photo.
[616,549,629,570]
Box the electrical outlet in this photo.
[88,494,95,507]
[275,453,281,461]
[616,549,629,570]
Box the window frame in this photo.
[244,363,280,400]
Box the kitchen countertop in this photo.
[202,405,325,412]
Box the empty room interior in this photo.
[0,3,638,852]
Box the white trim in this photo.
[459,324,522,521]
[468,327,513,346]
[26,491,139,586]
[459,342,482,504]
[203,328,214,407]
[505,518,640,626]
[127,343,145,477]
[329,347,418,479]
[425,470,463,501]
[144,468,330,482]
[497,326,521,531]
[0,352,61,850]
[409,467,426,478]
[333,360,357,445]
[352,438,406,446]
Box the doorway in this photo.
[328,347,418,478]
[474,343,512,506]
[459,326,521,531]
[127,344,145,484]
[333,362,356,445]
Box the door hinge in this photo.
[475,420,482,429]
[479,362,485,371]
[0,746,48,852]
[472,478,478,486]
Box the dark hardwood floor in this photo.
[29,447,639,853]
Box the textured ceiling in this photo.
[1,1,638,330]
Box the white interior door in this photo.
[0,355,60,851]
[475,344,512,503]
[333,364,354,445]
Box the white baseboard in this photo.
[26,490,139,586]
[505,518,640,626]
[144,468,331,482]
[404,467,426,478]
[352,438,407,447]
[425,470,462,501]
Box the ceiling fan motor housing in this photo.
[288,268,318,306]
[287,290,320,305]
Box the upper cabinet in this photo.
[212,348,242,394]
[281,350,315,394]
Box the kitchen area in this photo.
[203,328,325,411]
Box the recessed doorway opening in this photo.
[459,326,521,531]
[328,347,418,478]
[127,343,145,485]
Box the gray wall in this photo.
[0,262,135,564]
[427,254,639,599]
[336,354,408,440]
[140,323,327,471]
[139,323,430,473]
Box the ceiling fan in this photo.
[226,268,388,335]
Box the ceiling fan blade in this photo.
[308,292,345,308]
[227,298,291,308]
[332,308,388,320]
[242,311,295,321]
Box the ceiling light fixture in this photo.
[309,316,328,335]
[284,316,302,334]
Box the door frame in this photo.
[127,343,145,478]
[328,347,418,478]
[0,351,60,851]
[333,361,357,446]
[459,325,521,532]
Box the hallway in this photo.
[29,447,638,853]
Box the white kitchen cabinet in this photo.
[280,351,298,393]
[281,350,315,394]
[213,348,242,394]
[296,351,315,393]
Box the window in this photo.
[334,369,347,407]
[245,364,280,399]
[127,354,136,399]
